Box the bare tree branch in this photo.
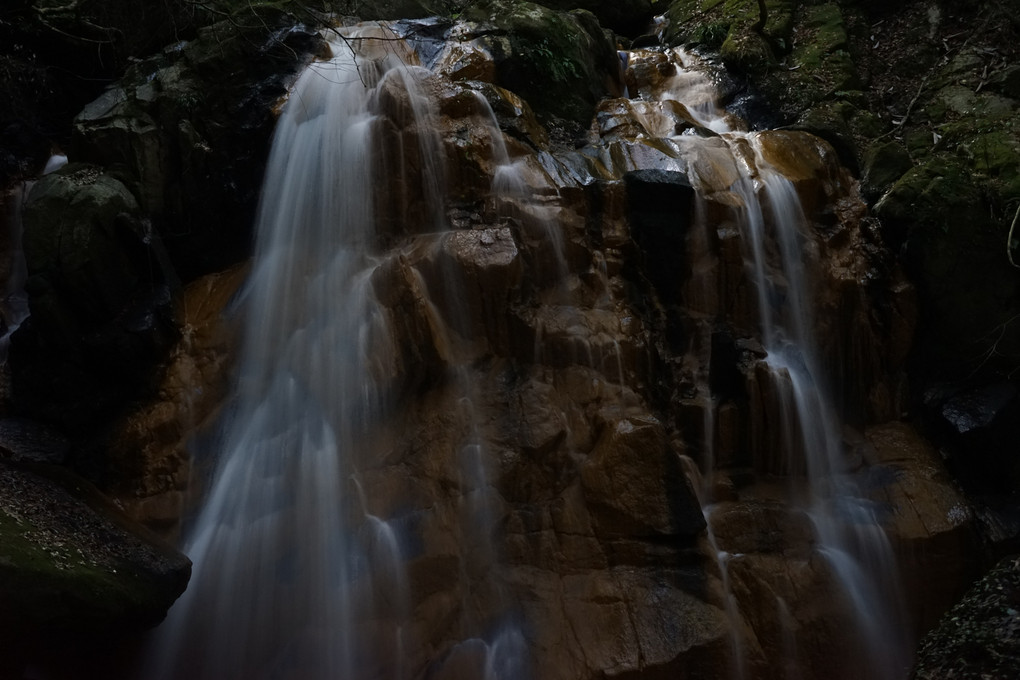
[752,0,768,34]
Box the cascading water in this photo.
[638,48,912,678]
[144,26,442,680]
[136,17,917,679]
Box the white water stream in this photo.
[646,48,911,679]
[144,27,435,680]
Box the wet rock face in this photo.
[104,266,247,539]
[860,422,981,635]
[624,169,695,305]
[664,0,1020,461]
[581,414,705,538]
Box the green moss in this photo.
[689,21,730,49]
[786,3,859,93]
[720,29,774,76]
[0,509,163,634]
[962,132,1020,180]
[904,127,934,157]
[463,1,616,124]
[662,0,794,56]
[849,108,887,139]
[875,160,975,233]
[875,159,1020,379]
[861,140,912,201]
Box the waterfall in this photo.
[648,49,911,678]
[137,21,913,680]
[143,26,438,679]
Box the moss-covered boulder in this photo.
[9,164,178,434]
[781,3,858,103]
[861,140,913,202]
[662,0,795,71]
[0,457,190,675]
[874,157,1020,384]
[868,12,1020,386]
[537,0,660,37]
[455,0,620,125]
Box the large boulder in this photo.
[581,413,705,538]
[539,0,660,37]
[10,164,177,434]
[451,0,622,125]
[0,457,190,676]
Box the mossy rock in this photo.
[21,167,142,316]
[720,28,774,76]
[959,131,1020,182]
[662,0,794,55]
[459,1,619,124]
[11,164,178,433]
[0,459,190,644]
[875,158,1020,381]
[778,2,859,112]
[861,140,912,202]
[533,0,657,37]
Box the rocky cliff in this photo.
[0,1,1017,678]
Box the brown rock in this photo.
[581,414,705,538]
[105,264,247,539]
[862,421,981,635]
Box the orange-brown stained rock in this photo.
[106,264,248,540]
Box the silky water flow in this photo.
[653,49,911,679]
[144,27,463,680]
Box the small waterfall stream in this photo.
[645,49,911,678]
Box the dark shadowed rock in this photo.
[10,164,178,434]
[624,168,694,304]
[581,414,705,538]
[0,457,190,670]
[912,555,1020,680]
[71,17,328,282]
[455,0,622,125]
[539,0,658,37]
[938,383,1018,436]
